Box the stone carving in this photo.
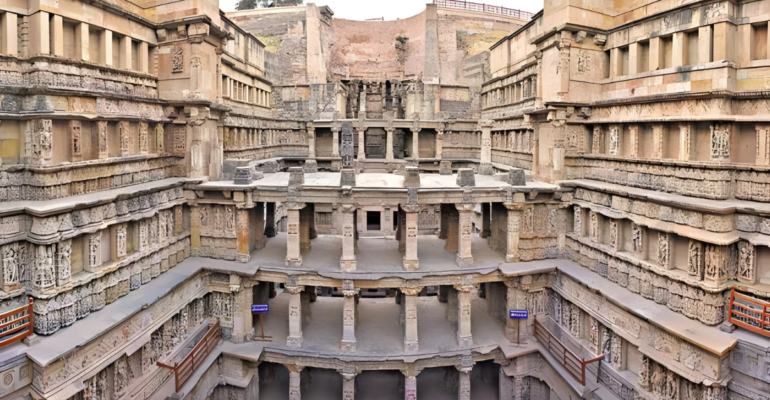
[89,233,101,269]
[34,245,56,290]
[116,225,128,258]
[173,126,186,153]
[31,119,53,162]
[609,219,618,248]
[341,122,354,167]
[687,240,703,278]
[710,124,730,160]
[2,243,19,289]
[609,126,619,155]
[574,206,582,234]
[57,240,72,286]
[610,333,622,369]
[70,121,82,156]
[657,233,669,269]
[704,244,726,283]
[631,223,643,253]
[738,241,755,282]
[139,122,149,153]
[172,46,184,73]
[589,212,599,242]
[156,124,165,153]
[119,121,130,155]
[98,121,108,156]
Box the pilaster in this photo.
[651,124,665,159]
[100,30,113,66]
[0,13,18,56]
[307,124,316,158]
[436,129,444,160]
[29,12,50,56]
[479,125,493,174]
[70,121,83,162]
[710,123,730,162]
[678,123,691,161]
[50,15,64,57]
[757,125,770,165]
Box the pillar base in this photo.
[340,339,357,352]
[457,334,473,348]
[285,256,303,267]
[238,253,251,263]
[341,259,357,271]
[287,335,303,348]
[403,258,419,271]
[505,254,519,263]
[404,340,419,353]
[478,163,493,175]
[456,256,474,268]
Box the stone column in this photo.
[386,128,394,160]
[402,286,421,353]
[138,42,149,73]
[403,370,417,400]
[139,122,149,155]
[307,125,316,158]
[403,205,420,271]
[100,30,113,66]
[340,205,357,271]
[436,129,444,160]
[457,355,473,400]
[455,204,474,267]
[504,203,524,263]
[678,123,691,161]
[254,202,267,250]
[411,128,420,159]
[286,284,304,347]
[504,279,528,344]
[341,280,358,352]
[285,203,305,266]
[119,35,132,70]
[627,124,639,158]
[357,128,366,160]
[672,31,685,68]
[118,121,130,156]
[481,203,491,239]
[342,369,356,400]
[480,126,493,174]
[237,209,251,263]
[699,25,713,65]
[0,13,18,56]
[51,15,64,56]
[651,124,665,159]
[70,121,83,162]
[332,128,340,157]
[455,279,474,348]
[710,123,731,162]
[232,284,254,343]
[649,37,662,72]
[757,125,770,165]
[288,365,303,400]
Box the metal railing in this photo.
[729,288,770,335]
[157,319,221,392]
[434,0,534,20]
[534,318,605,385]
[0,298,33,349]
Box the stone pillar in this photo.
[100,30,113,66]
[504,203,524,263]
[357,128,366,160]
[651,124,665,159]
[232,285,254,343]
[118,121,130,156]
[138,42,149,73]
[398,206,406,253]
[51,15,65,57]
[246,368,260,400]
[411,128,420,159]
[254,202,267,250]
[457,355,473,400]
[757,125,770,165]
[713,22,732,62]
[710,123,731,162]
[628,42,639,76]
[0,13,18,56]
[403,370,417,400]
[627,124,639,158]
[237,209,251,262]
[96,121,109,159]
[456,204,474,267]
[332,128,340,157]
[265,202,276,237]
[29,11,50,56]
[75,23,90,61]
[481,203,491,239]
[672,31,685,68]
[504,279,528,344]
[480,126,493,174]
[288,365,302,400]
[342,370,356,400]
[403,205,419,271]
[436,129,444,160]
[699,25,713,64]
[402,286,421,353]
[386,128,394,160]
[119,35,132,70]
[341,205,357,270]
[341,280,358,352]
[307,124,316,158]
[285,203,305,267]
[110,223,128,262]
[678,123,691,161]
[455,279,474,348]
[70,121,83,162]
[286,285,304,347]
[139,122,149,154]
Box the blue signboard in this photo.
[509,309,528,319]
[252,304,269,314]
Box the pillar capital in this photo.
[401,286,423,296]
[456,353,474,372]
[454,283,475,293]
[285,285,304,295]
[455,203,475,212]
[341,204,357,213]
[342,279,358,297]
[286,364,305,373]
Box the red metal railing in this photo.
[434,0,534,20]
[729,288,770,335]
[0,298,34,349]
[534,319,605,385]
[158,319,221,392]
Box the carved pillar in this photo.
[110,223,128,262]
[70,121,83,162]
[357,128,366,160]
[403,205,419,271]
[342,370,356,400]
[307,125,316,158]
[589,211,600,243]
[411,128,420,159]
[118,121,130,156]
[608,125,620,156]
[156,124,165,154]
[265,202,276,238]
[480,126,493,174]
[678,123,692,161]
[592,126,604,154]
[609,219,620,250]
[403,370,417,400]
[285,203,305,267]
[85,232,102,273]
[455,278,474,348]
[652,124,665,159]
[757,125,770,165]
[457,355,473,400]
[288,365,303,400]
[139,122,149,154]
[28,119,53,166]
[386,128,394,160]
[403,285,421,353]
[505,203,524,263]
[631,223,644,256]
[97,121,109,159]
[254,202,266,251]
[286,285,304,348]
[436,129,444,160]
[504,279,528,343]
[710,123,731,162]
[232,284,253,343]
[237,208,251,263]
[456,204,474,267]
[340,205,357,271]
[573,205,582,235]
[332,128,340,157]
[341,280,358,352]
